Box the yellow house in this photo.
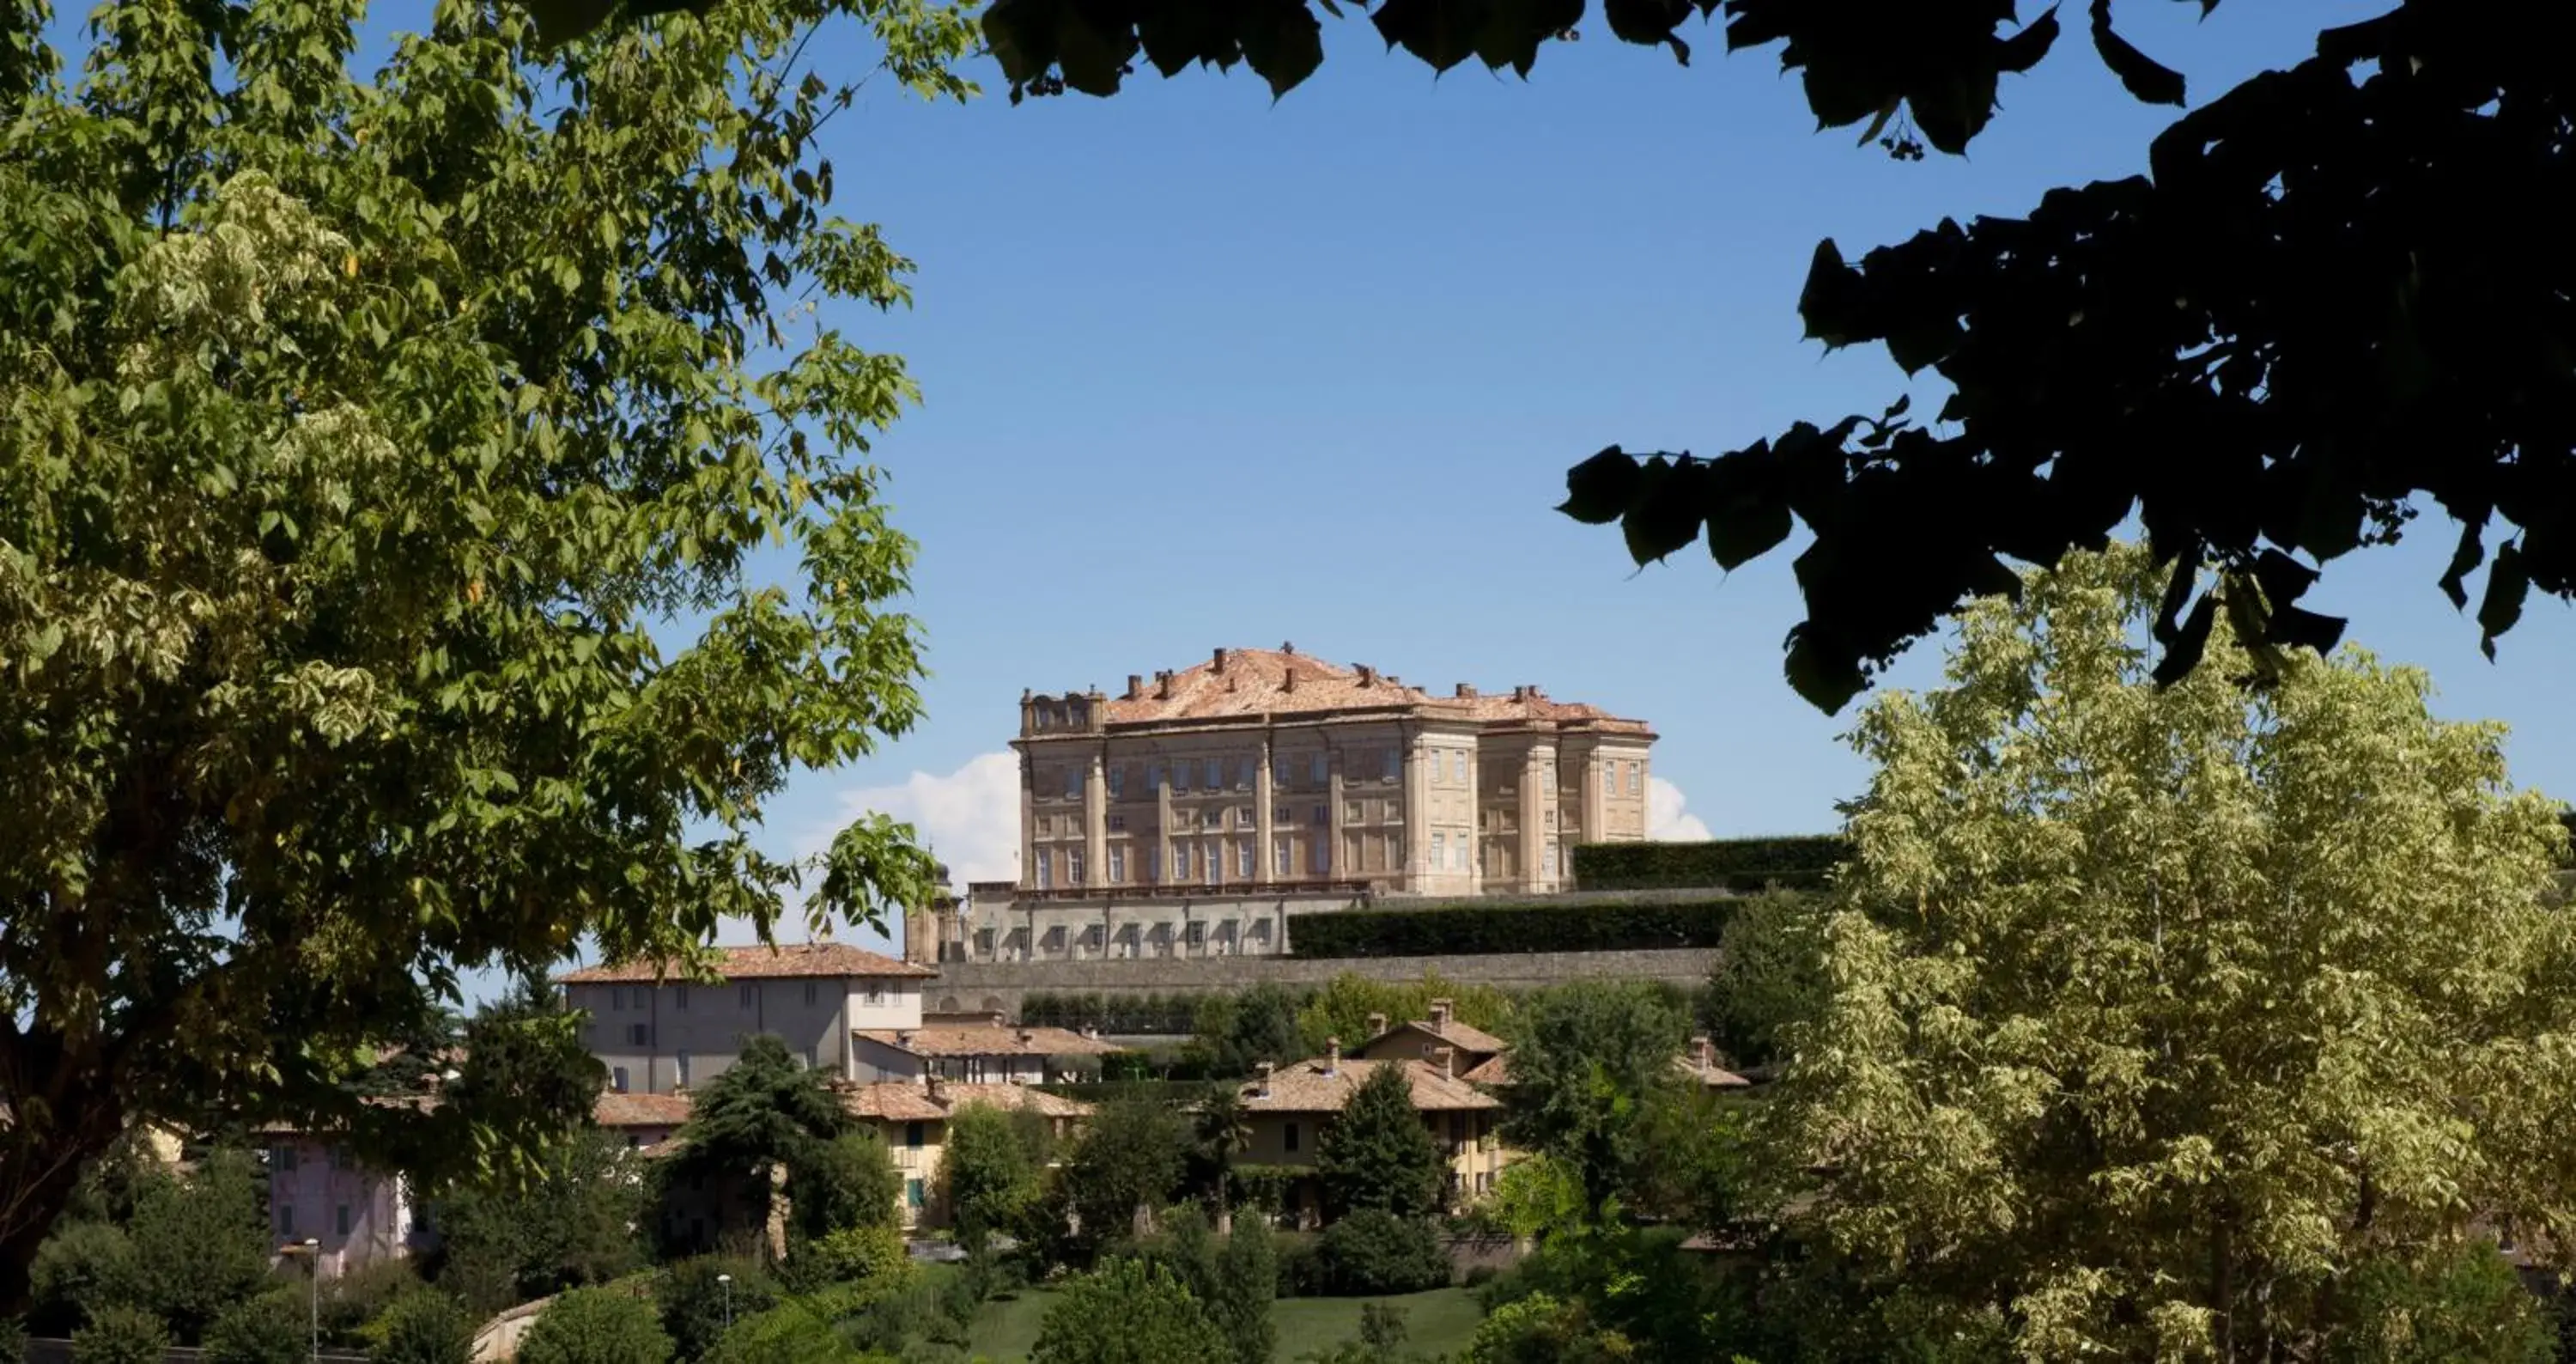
[837,1077,1092,1229]
[1235,1039,1514,1227]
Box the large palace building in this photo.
[1012,646,1656,901]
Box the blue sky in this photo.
[757,0,2576,950]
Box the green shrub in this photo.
[700,1293,890,1364]
[1,1315,27,1364]
[30,1220,138,1334]
[1273,1234,1327,1299]
[1021,994,1205,1036]
[1569,837,1847,892]
[204,1291,309,1364]
[368,1290,477,1364]
[1289,899,1740,959]
[516,1288,672,1364]
[320,1257,427,1349]
[792,1226,912,1293]
[71,1306,168,1364]
[1030,1259,1227,1364]
[1318,1213,1449,1296]
[658,1257,775,1362]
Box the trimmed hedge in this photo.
[1020,991,1200,1035]
[1289,898,1738,959]
[1571,836,1848,892]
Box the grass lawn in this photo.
[963,1286,1484,1362]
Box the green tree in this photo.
[70,1306,167,1364]
[122,1150,273,1343]
[1498,983,1688,1215]
[369,1290,477,1364]
[662,1036,854,1247]
[1030,1259,1226,1364]
[517,1288,673,1364]
[1205,1222,1276,1364]
[1186,1083,1251,1212]
[1703,889,1827,1071]
[1059,1101,1185,1255]
[0,0,974,1310]
[654,1258,774,1364]
[0,1314,23,1364]
[27,1221,137,1334]
[203,1291,308,1364]
[1314,1066,1443,1223]
[1296,976,1513,1060]
[428,1126,646,1313]
[1770,543,2576,1360]
[938,1104,1037,1254]
[791,1129,903,1239]
[1316,1213,1448,1297]
[1194,984,1306,1078]
[2326,1242,2552,1364]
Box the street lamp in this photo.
[300,1238,321,1362]
[715,1272,732,1329]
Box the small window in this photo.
[675,985,690,1011]
[1310,753,1327,785]
[904,1122,925,1148]
[611,1066,630,1093]
[1545,808,1556,829]
[627,1022,651,1046]
[1274,803,1291,825]
[805,981,817,1007]
[275,1146,299,1172]
[1109,813,1127,833]
[975,929,995,956]
[335,1204,352,1237]
[1236,805,1255,830]
[739,983,756,1009]
[1285,1123,1300,1153]
[611,987,626,1012]
[676,1051,692,1086]
[1345,801,1362,824]
[866,983,886,1007]
[331,1145,351,1170]
[1186,921,1206,946]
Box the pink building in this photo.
[258,1125,425,1276]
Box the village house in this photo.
[556,942,938,1094]
[850,1012,1122,1086]
[1235,1038,1511,1227]
[256,1098,436,1276]
[593,1090,691,1153]
[1350,999,1509,1073]
[837,1076,1094,1228]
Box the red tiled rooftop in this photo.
[557,941,935,983]
[1238,1056,1499,1114]
[855,1024,1119,1058]
[1078,648,1649,733]
[594,1091,692,1128]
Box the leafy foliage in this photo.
[1568,837,1844,892]
[791,1224,910,1291]
[118,1151,274,1343]
[1557,4,2576,711]
[1056,1101,1186,1259]
[1294,977,1516,1058]
[655,1257,775,1364]
[1498,983,1690,1214]
[0,0,972,1306]
[368,1290,477,1364]
[1769,543,2576,1358]
[1019,993,1201,1036]
[1289,902,1732,958]
[1030,1258,1227,1364]
[1206,1221,1277,1364]
[1192,984,1307,1078]
[0,1314,21,1364]
[70,1307,167,1364]
[204,1291,309,1364]
[1315,1213,1448,1297]
[27,1220,137,1336]
[1314,1066,1443,1223]
[517,1288,673,1364]
[790,1129,904,1240]
[2326,1242,2553,1364]
[427,1126,646,1315]
[938,1104,1038,1253]
[660,1036,854,1247]
[1701,888,1829,1069]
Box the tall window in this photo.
[336,1204,352,1236]
[1035,848,1051,889]
[1545,844,1559,874]
[676,1051,692,1086]
[1236,840,1253,879]
[674,985,689,1010]
[1313,804,1328,829]
[1205,758,1223,790]
[1310,752,1327,785]
[1203,842,1221,884]
[1173,843,1190,880]
[1273,754,1291,787]
[1382,747,1400,782]
[627,1022,650,1045]
[1235,760,1252,791]
[1174,762,1190,793]
[1275,837,1292,877]
[739,984,756,1010]
[611,987,625,1011]
[804,981,817,1007]
[611,1066,629,1093]
[1108,765,1124,799]
[1150,761,1166,791]
[1629,761,1642,795]
[1452,751,1466,783]
[1285,1123,1300,1153]
[1064,765,1081,799]
[1313,834,1331,874]
[1431,831,1446,868]
[1109,847,1127,883]
[277,1205,295,1236]
[1068,849,1085,886]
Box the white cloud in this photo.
[1647,776,1713,843]
[815,750,1024,886]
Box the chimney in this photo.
[1283,668,1298,694]
[1126,674,1143,700]
[1326,1037,1341,1075]
[1455,684,1477,699]
[1255,1061,1274,1098]
[927,1074,948,1105]
[896,1030,915,1047]
[1018,1028,1034,1046]
[1366,1012,1388,1038]
[1692,1035,1714,1073]
[1429,998,1454,1032]
[1156,671,1174,700]
[1082,1024,1100,1041]
[1511,685,1528,702]
[1434,1046,1455,1081]
[1213,647,1230,674]
[1358,666,1376,687]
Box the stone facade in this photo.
[1013,646,1655,900]
[557,943,934,1095]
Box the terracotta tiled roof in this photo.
[556,941,936,983]
[854,1025,1119,1058]
[836,1081,1096,1123]
[1461,1054,1511,1087]
[1091,649,1649,733]
[594,1092,692,1128]
[1360,1018,1510,1063]
[1239,1057,1499,1114]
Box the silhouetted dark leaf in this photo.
[2152,592,2217,687]
[1559,448,1642,525]
[1996,5,2063,74]
[1623,458,1706,565]
[2440,519,2488,612]
[2251,548,2319,611]
[2479,540,2530,661]
[2088,0,2184,106]
[2269,606,2347,655]
[1242,3,1325,94]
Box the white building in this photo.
[558,942,934,1095]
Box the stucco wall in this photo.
[924,947,1718,1020]
[574,977,924,1094]
[264,1139,410,1275]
